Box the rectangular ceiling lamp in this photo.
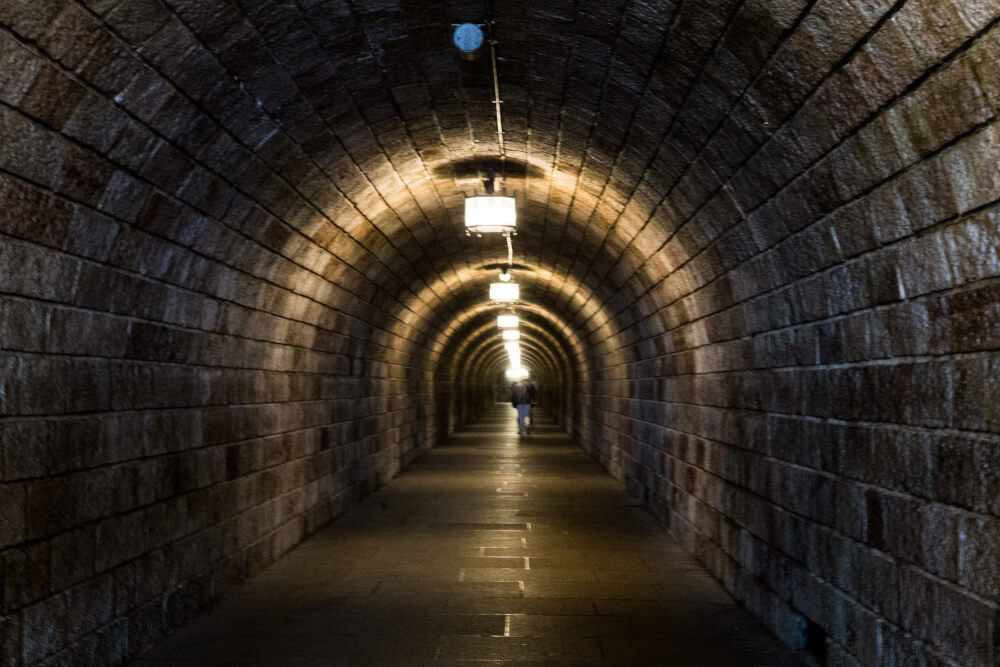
[490,282,519,302]
[497,315,519,328]
[502,329,520,341]
[465,196,516,234]
[505,341,520,365]
[505,367,528,381]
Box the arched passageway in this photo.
[1,1,998,665]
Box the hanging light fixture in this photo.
[464,17,514,237]
[465,194,516,235]
[505,367,528,381]
[488,229,519,301]
[497,315,519,328]
[461,20,523,309]
[490,282,519,302]
[502,329,520,341]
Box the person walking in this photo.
[510,379,532,435]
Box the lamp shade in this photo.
[505,367,528,381]
[497,315,519,328]
[465,196,516,234]
[490,282,519,302]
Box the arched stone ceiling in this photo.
[11,0,940,379]
[100,0,819,341]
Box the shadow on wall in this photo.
[432,157,548,187]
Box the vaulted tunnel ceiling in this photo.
[62,0,827,353]
[4,0,994,398]
[5,0,991,421]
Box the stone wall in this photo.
[573,3,1000,666]
[0,3,443,663]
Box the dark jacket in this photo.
[510,382,531,407]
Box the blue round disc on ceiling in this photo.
[453,23,484,53]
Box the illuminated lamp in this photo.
[505,367,529,381]
[502,330,520,341]
[490,282,519,302]
[465,196,516,235]
[497,315,519,328]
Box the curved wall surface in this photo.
[1,1,999,665]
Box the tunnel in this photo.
[1,0,999,665]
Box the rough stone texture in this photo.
[1,1,999,665]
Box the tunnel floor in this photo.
[133,406,805,666]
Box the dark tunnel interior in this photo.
[2,1,1000,665]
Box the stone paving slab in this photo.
[133,406,806,666]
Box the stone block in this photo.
[49,527,95,591]
[900,56,991,156]
[869,427,933,497]
[3,541,50,611]
[126,598,168,658]
[951,357,989,431]
[0,107,67,192]
[65,575,114,641]
[0,483,27,549]
[897,155,959,232]
[970,25,1000,112]
[832,481,867,543]
[104,0,171,43]
[892,0,970,62]
[866,489,922,564]
[932,434,992,513]
[919,504,960,579]
[0,0,63,40]
[27,474,89,540]
[0,298,47,354]
[933,578,998,666]
[958,514,1000,600]
[63,206,120,262]
[21,594,65,664]
[19,64,88,130]
[0,175,74,250]
[0,241,80,303]
[897,566,937,642]
[0,31,42,105]
[37,3,101,65]
[94,511,148,573]
[66,359,112,414]
[96,617,129,665]
[56,144,115,207]
[0,611,22,666]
